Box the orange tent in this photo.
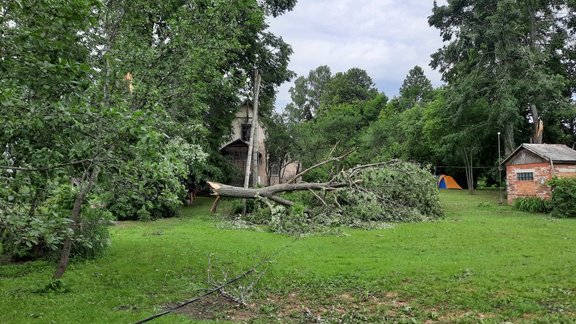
[437,174,462,189]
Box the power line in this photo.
[435,166,495,169]
[134,237,299,323]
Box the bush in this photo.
[106,138,205,221]
[549,177,576,218]
[0,205,70,260]
[0,183,112,261]
[513,197,552,214]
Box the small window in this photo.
[270,163,280,176]
[517,172,534,181]
[241,124,251,141]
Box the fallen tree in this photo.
[207,181,349,208]
[207,160,444,227]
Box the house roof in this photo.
[502,144,576,165]
[220,138,249,150]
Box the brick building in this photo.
[502,144,576,204]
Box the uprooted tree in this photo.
[208,160,444,233]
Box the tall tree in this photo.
[429,0,572,154]
[423,89,492,193]
[321,67,379,108]
[0,0,298,274]
[397,65,434,111]
[284,65,332,123]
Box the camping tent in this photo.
[437,175,462,189]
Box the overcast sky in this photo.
[267,0,447,109]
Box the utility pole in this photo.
[498,131,503,204]
[242,70,261,214]
[251,71,261,187]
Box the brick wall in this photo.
[554,164,576,179]
[506,163,576,204]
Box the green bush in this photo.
[106,138,203,221]
[549,177,576,218]
[513,197,552,214]
[0,183,112,261]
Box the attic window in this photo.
[241,124,251,142]
[517,172,534,181]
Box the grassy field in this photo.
[1,191,575,323]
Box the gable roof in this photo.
[502,144,576,165]
[220,138,249,150]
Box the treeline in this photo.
[267,0,576,192]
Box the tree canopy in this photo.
[429,0,575,154]
[0,0,296,273]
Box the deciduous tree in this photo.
[429,0,572,154]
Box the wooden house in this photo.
[220,103,299,186]
[501,144,576,204]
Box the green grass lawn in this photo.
[1,191,575,323]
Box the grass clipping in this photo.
[242,161,444,234]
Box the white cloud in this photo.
[268,0,447,109]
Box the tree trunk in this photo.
[208,160,394,212]
[207,180,348,208]
[463,149,474,195]
[530,104,543,144]
[504,124,516,156]
[53,167,99,280]
[527,2,543,145]
[242,71,261,215]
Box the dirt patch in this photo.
[171,293,258,322]
[165,290,503,323]
[0,255,12,265]
[109,221,140,227]
[260,291,413,322]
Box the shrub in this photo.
[0,183,112,261]
[0,205,70,260]
[106,138,206,221]
[513,197,552,214]
[549,177,576,218]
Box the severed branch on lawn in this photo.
[134,259,263,323]
[207,181,348,211]
[206,253,268,307]
[286,150,351,184]
[206,159,404,214]
[134,238,299,323]
[207,152,356,213]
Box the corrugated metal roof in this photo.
[502,144,576,165]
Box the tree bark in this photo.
[530,104,543,144]
[463,149,474,195]
[504,124,516,156]
[244,71,261,189]
[242,70,261,215]
[53,166,99,280]
[207,180,347,208]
